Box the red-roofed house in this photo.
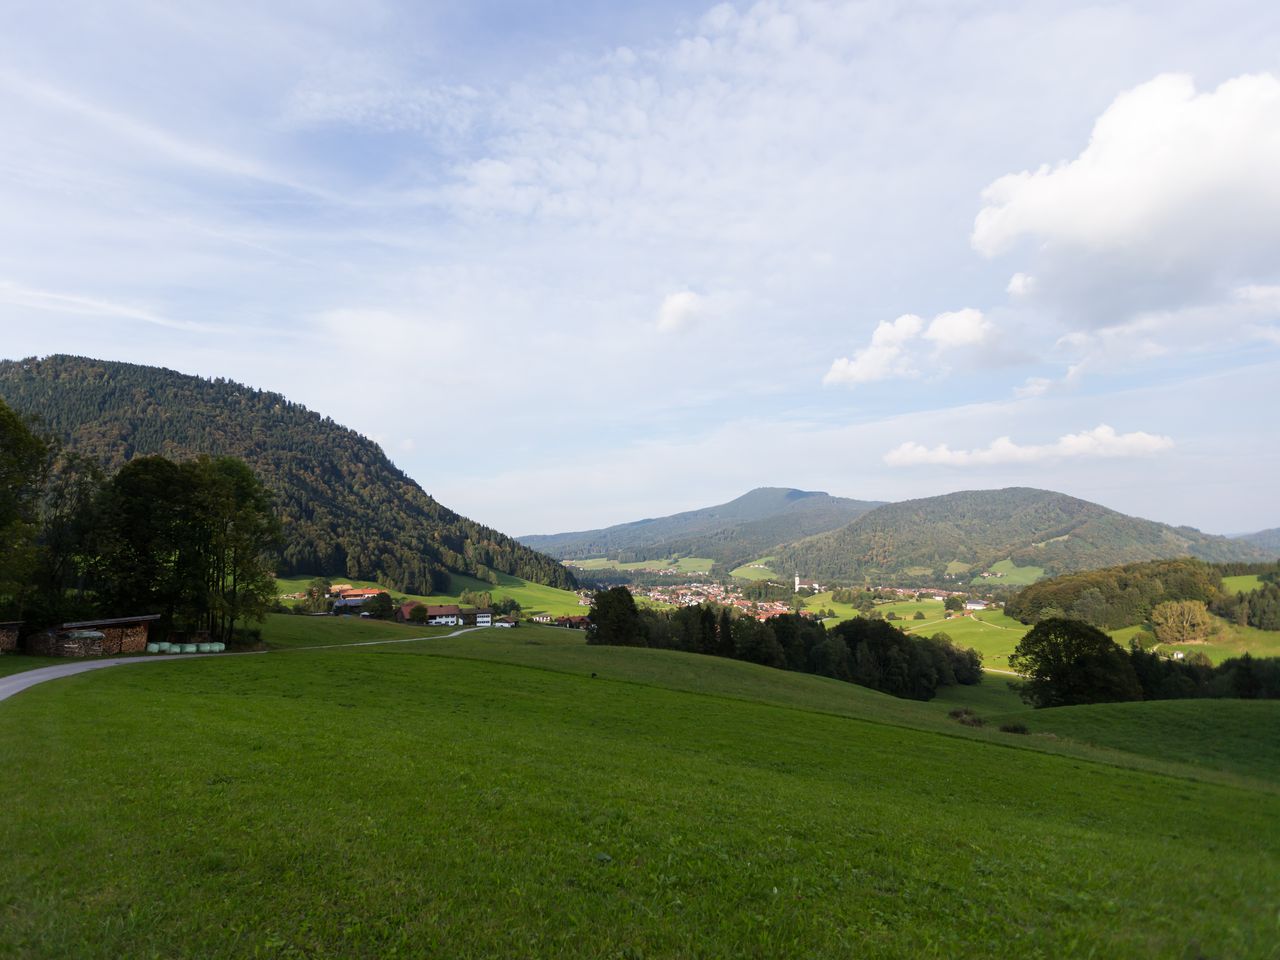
[425,605,462,626]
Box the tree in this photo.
[912,610,926,620]
[944,596,964,613]
[1009,617,1143,708]
[363,592,394,619]
[305,577,332,613]
[0,398,52,617]
[587,587,646,646]
[1150,600,1214,644]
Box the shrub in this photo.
[999,722,1030,735]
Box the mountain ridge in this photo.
[0,354,576,595]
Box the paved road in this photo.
[0,627,482,704]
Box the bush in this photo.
[912,611,926,620]
[948,707,985,727]
[999,722,1029,735]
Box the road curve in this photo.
[0,627,482,704]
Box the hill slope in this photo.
[1237,527,1280,555]
[775,487,1268,584]
[521,487,882,567]
[0,355,575,594]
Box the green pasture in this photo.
[0,655,65,678]
[1221,574,1265,594]
[972,558,1044,587]
[906,609,1029,672]
[3,627,1278,957]
[277,570,586,619]
[990,698,1280,785]
[730,557,780,581]
[945,561,971,575]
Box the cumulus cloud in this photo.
[656,290,705,333]
[884,424,1174,466]
[825,308,991,385]
[824,313,923,384]
[973,73,1280,261]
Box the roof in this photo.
[60,615,161,628]
[425,605,461,616]
[340,588,384,598]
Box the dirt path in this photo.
[0,627,482,704]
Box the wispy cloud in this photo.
[884,425,1174,467]
[0,280,207,331]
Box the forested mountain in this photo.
[0,355,575,594]
[774,487,1270,585]
[1237,528,1280,556]
[521,487,883,567]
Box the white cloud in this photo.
[973,73,1280,261]
[1014,376,1051,398]
[1007,272,1036,296]
[656,290,705,333]
[884,424,1174,467]
[826,308,990,385]
[824,313,923,385]
[923,308,992,348]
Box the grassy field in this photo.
[1222,574,1265,594]
[730,557,780,581]
[0,655,66,678]
[944,560,971,574]
[972,558,1044,587]
[3,624,1278,957]
[277,571,586,619]
[990,698,1280,784]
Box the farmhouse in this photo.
[462,609,493,627]
[556,615,591,629]
[424,605,462,626]
[964,601,989,611]
[493,616,517,628]
[396,602,423,622]
[794,574,822,593]
[24,615,161,657]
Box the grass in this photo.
[944,561,971,574]
[277,571,587,619]
[990,698,1280,784]
[730,557,780,581]
[972,558,1044,587]
[0,654,66,678]
[257,613,460,650]
[2,639,1277,958]
[1221,574,1265,594]
[902,609,1029,672]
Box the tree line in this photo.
[585,587,982,701]
[2,397,279,643]
[1010,618,1280,707]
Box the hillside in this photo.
[521,487,882,568]
[1238,527,1280,555]
[775,487,1269,584]
[0,355,575,595]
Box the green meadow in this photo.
[277,570,587,619]
[972,558,1045,586]
[1,618,1276,958]
[730,557,780,581]
[1222,574,1265,594]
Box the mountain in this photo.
[773,487,1271,584]
[1236,528,1280,556]
[0,355,576,595]
[521,487,883,568]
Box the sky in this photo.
[2,0,1278,537]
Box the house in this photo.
[332,597,369,612]
[494,616,517,628]
[794,574,821,593]
[461,609,493,627]
[555,615,591,629]
[424,605,462,626]
[964,601,988,611]
[25,615,161,657]
[338,588,383,600]
[532,614,553,623]
[396,602,424,623]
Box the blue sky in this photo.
[2,0,1278,535]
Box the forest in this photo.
[0,356,576,595]
[585,587,983,702]
[2,396,279,641]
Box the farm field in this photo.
[2,622,1277,958]
[277,570,586,619]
